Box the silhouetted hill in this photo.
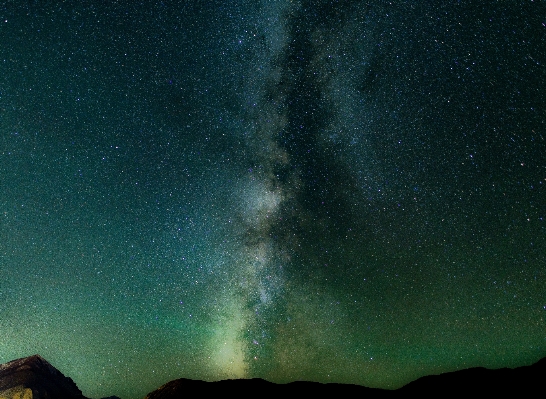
[144,357,545,398]
[1,354,544,398]
[398,357,546,395]
[143,378,392,398]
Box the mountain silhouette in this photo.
[1,354,544,398]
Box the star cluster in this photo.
[0,1,545,398]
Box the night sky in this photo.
[1,1,545,398]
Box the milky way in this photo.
[0,1,545,398]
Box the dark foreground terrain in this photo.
[0,354,544,398]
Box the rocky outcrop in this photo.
[0,354,87,399]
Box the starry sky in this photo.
[0,1,545,398]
